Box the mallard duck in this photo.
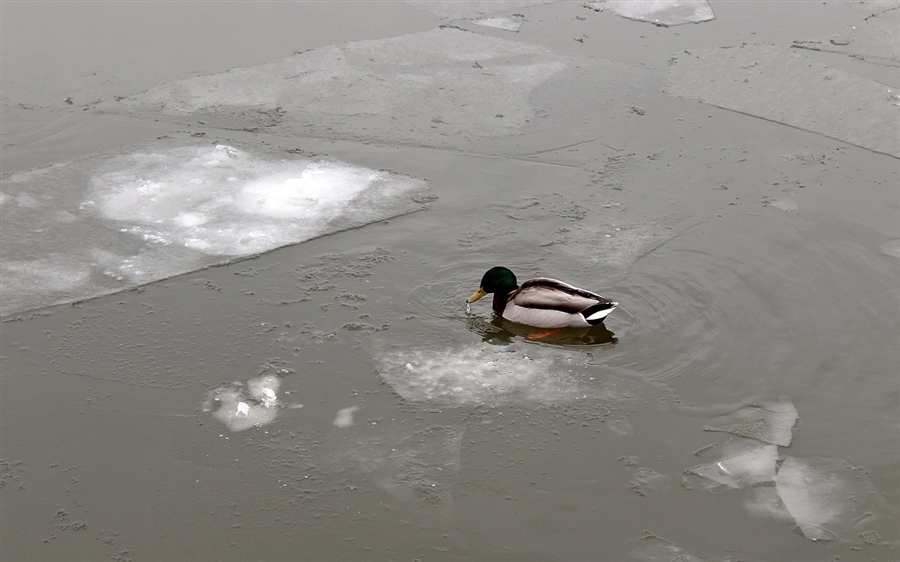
[467,266,618,328]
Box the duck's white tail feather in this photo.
[585,302,618,322]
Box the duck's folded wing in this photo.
[513,278,608,313]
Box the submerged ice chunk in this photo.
[686,444,777,489]
[585,0,714,26]
[703,397,798,446]
[202,374,282,432]
[744,486,794,522]
[774,456,899,543]
[377,345,585,406]
[631,533,707,561]
[333,406,359,428]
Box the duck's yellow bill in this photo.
[467,287,487,303]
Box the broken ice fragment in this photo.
[202,374,281,432]
[703,397,798,446]
[686,444,777,489]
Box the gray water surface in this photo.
[2,2,898,561]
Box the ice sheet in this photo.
[774,456,900,543]
[406,0,552,19]
[792,8,900,67]
[584,0,714,26]
[666,44,900,157]
[333,406,359,428]
[110,28,572,150]
[686,444,777,489]
[0,144,428,315]
[703,397,798,446]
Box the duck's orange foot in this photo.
[526,329,564,340]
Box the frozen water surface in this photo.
[584,0,714,26]
[703,397,798,446]
[667,44,900,157]
[0,144,427,315]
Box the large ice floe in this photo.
[667,44,900,158]
[107,28,643,156]
[792,7,900,68]
[0,144,428,315]
[113,28,564,147]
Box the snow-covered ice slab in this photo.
[667,44,900,157]
[0,144,428,315]
[471,14,525,32]
[584,0,714,26]
[201,374,284,432]
[686,444,777,489]
[775,456,900,543]
[703,397,798,446]
[793,8,900,67]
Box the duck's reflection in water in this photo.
[465,315,618,347]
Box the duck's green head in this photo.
[467,267,518,303]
